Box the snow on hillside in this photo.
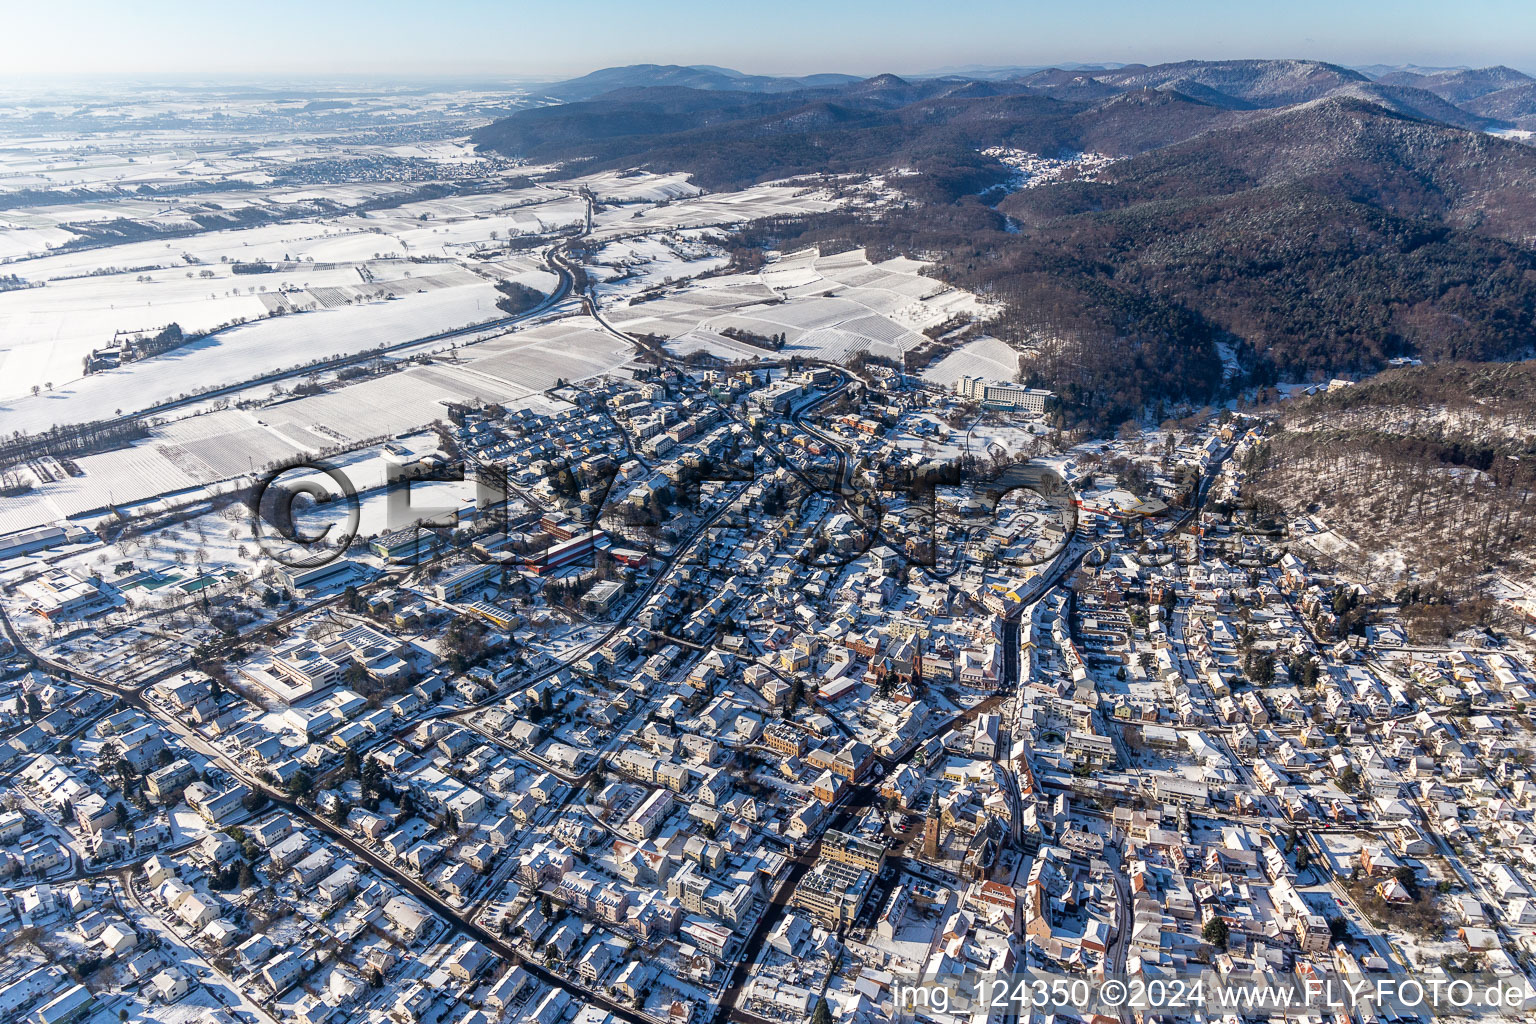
[921,336,1021,386]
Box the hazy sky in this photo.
[6,0,1535,79]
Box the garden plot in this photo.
[829,312,915,345]
[260,417,335,452]
[605,275,782,338]
[154,413,313,480]
[668,284,779,308]
[0,150,189,190]
[917,285,990,323]
[0,489,67,535]
[263,182,413,207]
[282,230,406,263]
[246,321,622,447]
[814,247,873,270]
[58,503,265,584]
[761,262,824,291]
[384,140,481,162]
[731,295,859,331]
[792,324,913,362]
[2,196,186,228]
[5,312,611,535]
[923,336,1021,386]
[372,187,555,221]
[259,367,508,442]
[360,188,579,234]
[0,435,206,533]
[664,329,779,362]
[256,376,482,446]
[78,190,273,223]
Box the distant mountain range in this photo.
[533,64,863,102]
[1352,63,1471,78]
[909,62,1131,80]
[479,59,1536,189]
[480,58,1536,430]
[524,59,1536,127]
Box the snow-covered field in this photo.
[2,219,383,280]
[0,88,892,544]
[0,125,590,414]
[386,199,587,253]
[1,276,506,433]
[0,262,389,400]
[0,315,625,534]
[922,335,1020,386]
[589,232,732,305]
[612,247,996,364]
[588,181,840,240]
[580,169,701,204]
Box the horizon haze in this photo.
[3,0,1535,79]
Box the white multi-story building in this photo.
[955,375,1052,413]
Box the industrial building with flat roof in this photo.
[523,530,610,575]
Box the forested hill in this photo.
[987,98,1536,420]
[1269,362,1536,441]
[476,60,1536,432]
[474,78,1086,202]
[1004,97,1536,239]
[1239,363,1536,637]
[1374,64,1536,128]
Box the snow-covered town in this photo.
[4,42,1536,1024]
